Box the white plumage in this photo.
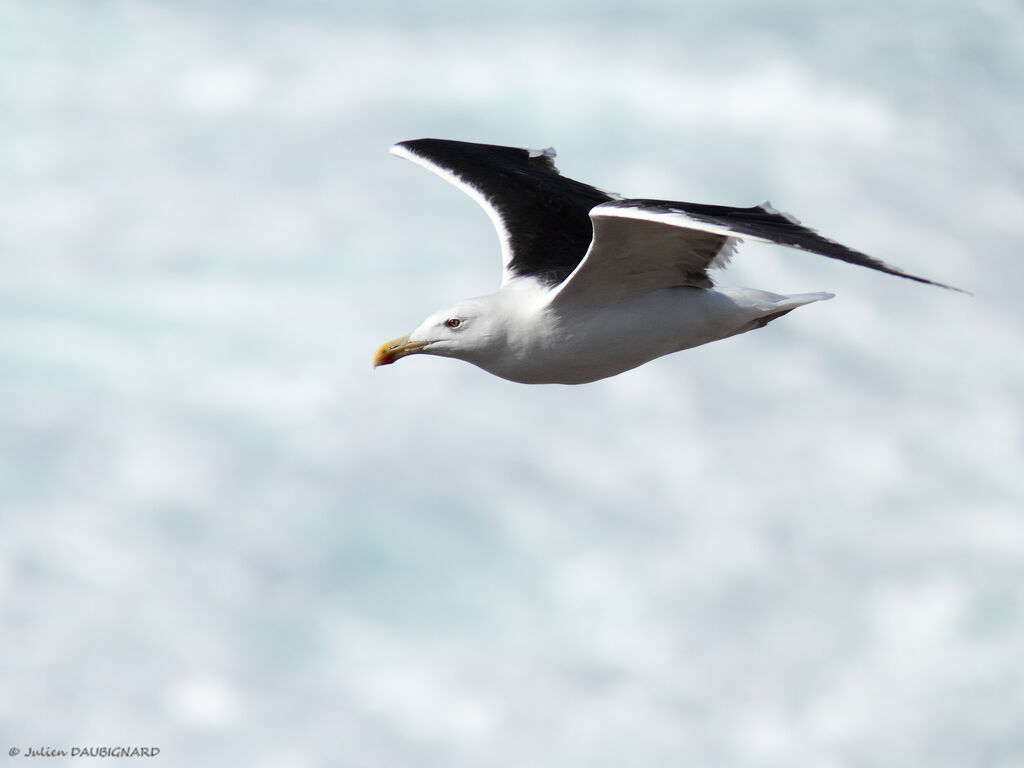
[374,139,959,385]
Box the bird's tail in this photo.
[743,290,834,329]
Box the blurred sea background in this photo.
[2,0,1023,765]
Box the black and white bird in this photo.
[373,139,961,384]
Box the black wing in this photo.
[610,199,966,292]
[392,139,613,285]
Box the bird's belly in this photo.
[488,288,756,384]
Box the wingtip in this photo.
[389,140,415,158]
[943,283,973,296]
[932,276,972,295]
[902,272,971,295]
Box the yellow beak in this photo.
[373,334,428,367]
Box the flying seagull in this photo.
[373,139,961,385]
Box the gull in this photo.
[374,139,961,384]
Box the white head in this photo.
[373,295,511,372]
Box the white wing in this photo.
[550,202,739,305]
[550,198,964,306]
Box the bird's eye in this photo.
[445,317,462,329]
